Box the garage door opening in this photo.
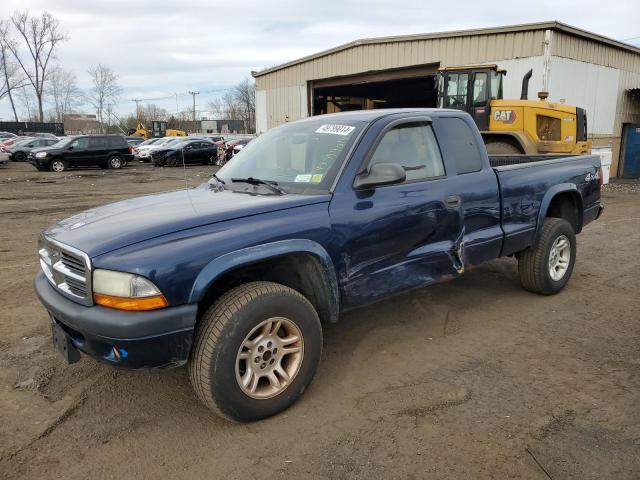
[310,64,439,116]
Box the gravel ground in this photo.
[0,162,639,480]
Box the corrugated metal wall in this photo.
[255,29,640,138]
[255,30,546,129]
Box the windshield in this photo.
[214,118,365,194]
[50,137,74,148]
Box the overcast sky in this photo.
[1,0,638,120]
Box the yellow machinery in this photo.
[128,121,187,139]
[437,65,591,155]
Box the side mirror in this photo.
[354,163,406,189]
[68,145,74,151]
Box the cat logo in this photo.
[493,110,516,124]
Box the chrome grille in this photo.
[39,237,92,306]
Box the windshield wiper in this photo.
[212,173,226,185]
[231,177,285,195]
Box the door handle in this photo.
[445,195,462,208]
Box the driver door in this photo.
[66,137,90,166]
[328,117,465,309]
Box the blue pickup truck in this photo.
[35,109,603,421]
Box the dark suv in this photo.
[28,135,134,172]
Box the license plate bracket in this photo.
[51,322,81,364]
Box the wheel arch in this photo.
[189,239,340,324]
[537,185,584,237]
[481,131,535,154]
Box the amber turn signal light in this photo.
[93,293,168,311]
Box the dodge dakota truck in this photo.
[35,109,604,421]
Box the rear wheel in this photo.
[108,155,123,169]
[518,218,576,295]
[485,140,522,155]
[189,281,322,422]
[50,158,67,172]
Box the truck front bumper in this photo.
[34,271,198,369]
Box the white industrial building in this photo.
[252,21,640,177]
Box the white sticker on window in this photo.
[315,124,355,136]
[294,174,312,183]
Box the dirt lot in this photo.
[0,161,638,479]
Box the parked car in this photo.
[28,134,134,172]
[8,137,59,162]
[220,137,253,164]
[34,109,603,422]
[151,139,217,167]
[125,136,146,146]
[0,137,24,152]
[136,137,185,162]
[0,131,17,140]
[23,132,59,139]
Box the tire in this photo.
[108,155,123,169]
[518,218,576,295]
[166,155,178,167]
[49,158,67,172]
[485,141,522,154]
[14,151,26,162]
[189,281,323,422]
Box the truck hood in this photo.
[44,185,331,257]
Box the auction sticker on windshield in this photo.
[315,124,355,135]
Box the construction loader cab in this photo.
[437,65,505,131]
[437,65,592,155]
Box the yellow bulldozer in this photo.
[128,121,187,139]
[437,65,591,155]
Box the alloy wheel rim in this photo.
[111,157,121,168]
[235,317,304,399]
[549,234,571,281]
[52,161,64,172]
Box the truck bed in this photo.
[491,154,602,257]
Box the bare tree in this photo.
[2,11,67,121]
[47,67,83,122]
[17,87,38,121]
[232,78,256,132]
[87,64,121,133]
[205,79,256,132]
[0,20,25,121]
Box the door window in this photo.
[445,73,468,109]
[472,73,488,107]
[368,122,445,182]
[89,137,109,148]
[71,137,89,149]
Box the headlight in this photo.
[92,269,168,311]
[35,151,48,158]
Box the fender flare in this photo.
[536,183,583,238]
[189,239,340,323]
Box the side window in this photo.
[472,73,488,107]
[71,137,89,149]
[439,117,484,174]
[445,73,468,109]
[369,122,445,182]
[90,137,109,148]
[107,136,124,148]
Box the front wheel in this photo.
[518,218,576,295]
[189,281,322,422]
[50,158,67,172]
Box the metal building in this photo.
[252,21,640,177]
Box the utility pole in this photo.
[188,90,199,133]
[131,99,142,121]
